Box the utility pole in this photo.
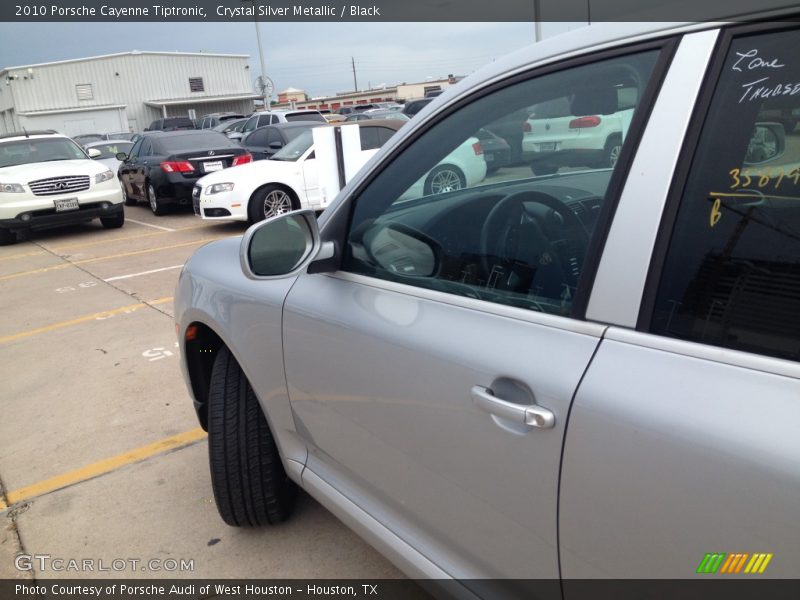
[351,57,358,92]
[254,11,269,107]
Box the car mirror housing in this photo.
[743,122,786,165]
[87,148,102,158]
[115,152,128,161]
[241,209,332,279]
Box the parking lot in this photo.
[0,203,406,581]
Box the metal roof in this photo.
[1,50,250,75]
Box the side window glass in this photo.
[376,127,397,145]
[342,50,660,316]
[129,138,143,158]
[651,27,800,361]
[270,115,279,125]
[266,129,282,145]
[140,140,152,157]
[360,127,381,150]
[249,129,268,146]
[244,115,257,133]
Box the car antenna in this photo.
[23,127,29,138]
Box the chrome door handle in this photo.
[471,386,555,429]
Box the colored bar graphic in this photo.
[697,553,726,574]
[734,553,749,574]
[758,553,773,573]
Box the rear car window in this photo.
[154,132,236,152]
[286,112,326,123]
[650,27,800,361]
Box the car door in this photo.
[244,128,270,160]
[119,137,142,197]
[264,128,284,158]
[560,25,800,582]
[130,138,152,198]
[281,43,669,585]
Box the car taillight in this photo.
[523,121,532,133]
[161,160,194,173]
[472,142,483,156]
[232,154,252,166]
[569,116,602,129]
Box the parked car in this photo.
[176,20,800,590]
[239,122,319,161]
[239,110,327,138]
[344,110,410,122]
[72,133,105,147]
[193,120,404,222]
[144,117,195,131]
[521,81,638,174]
[212,118,248,140]
[100,132,137,141]
[401,97,433,117]
[84,140,134,172]
[0,131,124,244]
[476,127,511,173]
[117,130,251,215]
[197,113,245,130]
[336,104,379,115]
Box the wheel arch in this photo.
[183,321,227,430]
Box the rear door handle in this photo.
[471,385,555,429]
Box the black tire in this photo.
[122,180,137,206]
[530,162,559,176]
[0,228,17,246]
[603,136,622,168]
[146,182,167,216]
[100,209,125,229]
[247,185,297,224]
[423,165,466,195]
[208,347,297,527]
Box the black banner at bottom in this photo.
[3,579,800,600]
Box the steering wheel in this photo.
[479,190,590,297]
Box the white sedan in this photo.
[193,122,487,223]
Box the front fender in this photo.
[175,236,307,468]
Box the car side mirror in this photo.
[240,209,333,279]
[227,132,243,141]
[87,148,102,158]
[744,122,786,165]
[269,141,284,150]
[115,152,128,161]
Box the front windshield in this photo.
[0,138,87,168]
[271,130,313,161]
[89,142,133,159]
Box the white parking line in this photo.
[125,218,175,232]
[103,264,184,282]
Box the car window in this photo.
[286,111,327,123]
[376,126,398,145]
[359,126,382,150]
[342,50,660,316]
[139,139,152,157]
[128,138,143,158]
[243,115,259,133]
[0,137,87,167]
[650,27,800,361]
[248,129,269,147]
[266,129,283,145]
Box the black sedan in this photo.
[117,130,252,215]
[239,122,319,161]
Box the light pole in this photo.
[244,0,270,108]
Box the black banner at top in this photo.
[1,0,799,23]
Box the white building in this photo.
[0,51,259,136]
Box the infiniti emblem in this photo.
[54,182,66,189]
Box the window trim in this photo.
[315,36,680,321]
[636,21,800,332]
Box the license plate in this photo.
[203,161,224,172]
[538,142,557,152]
[54,198,79,212]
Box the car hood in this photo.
[197,158,301,187]
[0,159,108,183]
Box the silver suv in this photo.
[176,20,800,589]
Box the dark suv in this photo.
[145,117,196,132]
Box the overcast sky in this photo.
[0,22,582,97]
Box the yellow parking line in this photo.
[0,297,173,345]
[0,237,222,281]
[51,223,209,252]
[3,428,207,507]
[0,250,48,262]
